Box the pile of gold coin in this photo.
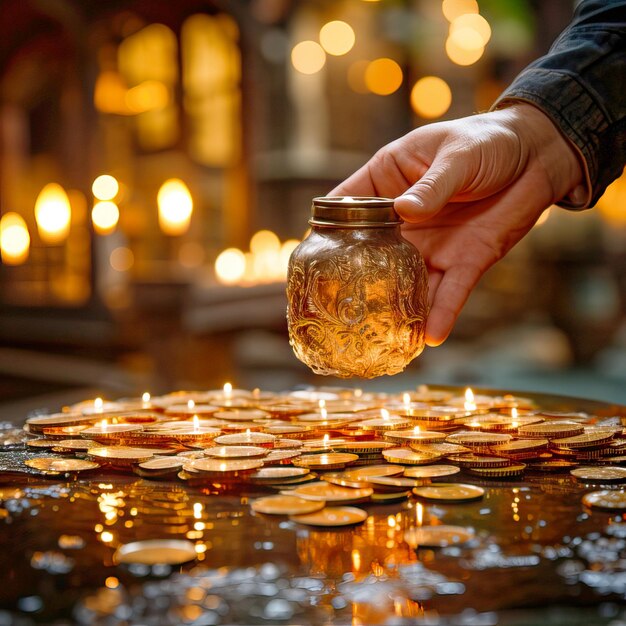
[17,385,626,526]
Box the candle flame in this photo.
[224,382,232,397]
[464,387,476,411]
[413,426,421,434]
[193,502,203,519]
[318,399,326,409]
[381,409,390,421]
[416,502,424,526]
[101,419,108,431]
[94,397,103,411]
[252,388,260,398]
[193,415,199,432]
[403,393,411,406]
[321,407,327,420]
[354,388,362,398]
[187,399,195,410]
[511,407,518,419]
[323,434,329,446]
[141,392,150,403]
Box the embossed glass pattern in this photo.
[287,197,429,378]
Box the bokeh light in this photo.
[365,58,403,95]
[92,175,119,201]
[110,247,134,272]
[291,41,326,75]
[445,37,485,65]
[441,0,479,22]
[450,13,491,45]
[92,201,120,235]
[34,183,72,244]
[215,248,246,284]
[250,229,281,254]
[0,212,30,265]
[157,178,193,236]
[319,21,356,56]
[410,76,452,119]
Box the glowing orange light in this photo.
[215,248,246,285]
[34,183,72,244]
[0,212,30,265]
[157,179,193,236]
[411,76,452,119]
[319,21,355,56]
[365,58,403,95]
[92,201,119,235]
[92,175,119,201]
[464,388,477,411]
[291,41,326,75]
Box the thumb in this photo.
[395,156,467,223]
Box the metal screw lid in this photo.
[310,196,401,227]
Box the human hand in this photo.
[330,103,584,347]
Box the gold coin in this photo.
[262,450,302,465]
[289,506,368,527]
[203,446,268,459]
[88,446,156,464]
[251,495,325,515]
[467,464,526,479]
[384,430,447,445]
[491,439,549,454]
[411,442,471,456]
[343,464,405,479]
[26,413,95,433]
[137,457,186,471]
[365,475,425,489]
[290,481,373,503]
[321,473,371,489]
[517,421,584,439]
[250,467,310,481]
[52,439,99,452]
[382,448,442,465]
[212,409,268,421]
[447,454,511,468]
[370,490,410,503]
[26,439,60,449]
[184,458,264,474]
[528,460,577,472]
[403,465,461,479]
[24,458,100,473]
[404,525,474,548]
[552,431,615,449]
[571,467,626,483]
[582,490,626,511]
[446,432,512,447]
[333,442,395,454]
[412,483,485,502]
[114,539,196,565]
[293,453,359,470]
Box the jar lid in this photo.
[310,196,401,227]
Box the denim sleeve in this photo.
[493,0,626,208]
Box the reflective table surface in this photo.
[1,387,626,626]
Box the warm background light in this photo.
[125,80,169,114]
[34,183,72,244]
[110,247,134,272]
[597,168,626,225]
[157,178,193,236]
[92,175,119,201]
[450,13,492,45]
[291,40,326,75]
[0,212,30,265]
[215,248,246,284]
[445,37,485,65]
[250,229,281,255]
[365,58,403,95]
[92,201,120,235]
[442,0,479,22]
[347,60,369,94]
[411,76,452,118]
[319,21,356,56]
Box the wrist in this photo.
[497,101,586,205]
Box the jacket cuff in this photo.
[492,67,608,209]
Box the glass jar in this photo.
[287,196,429,378]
